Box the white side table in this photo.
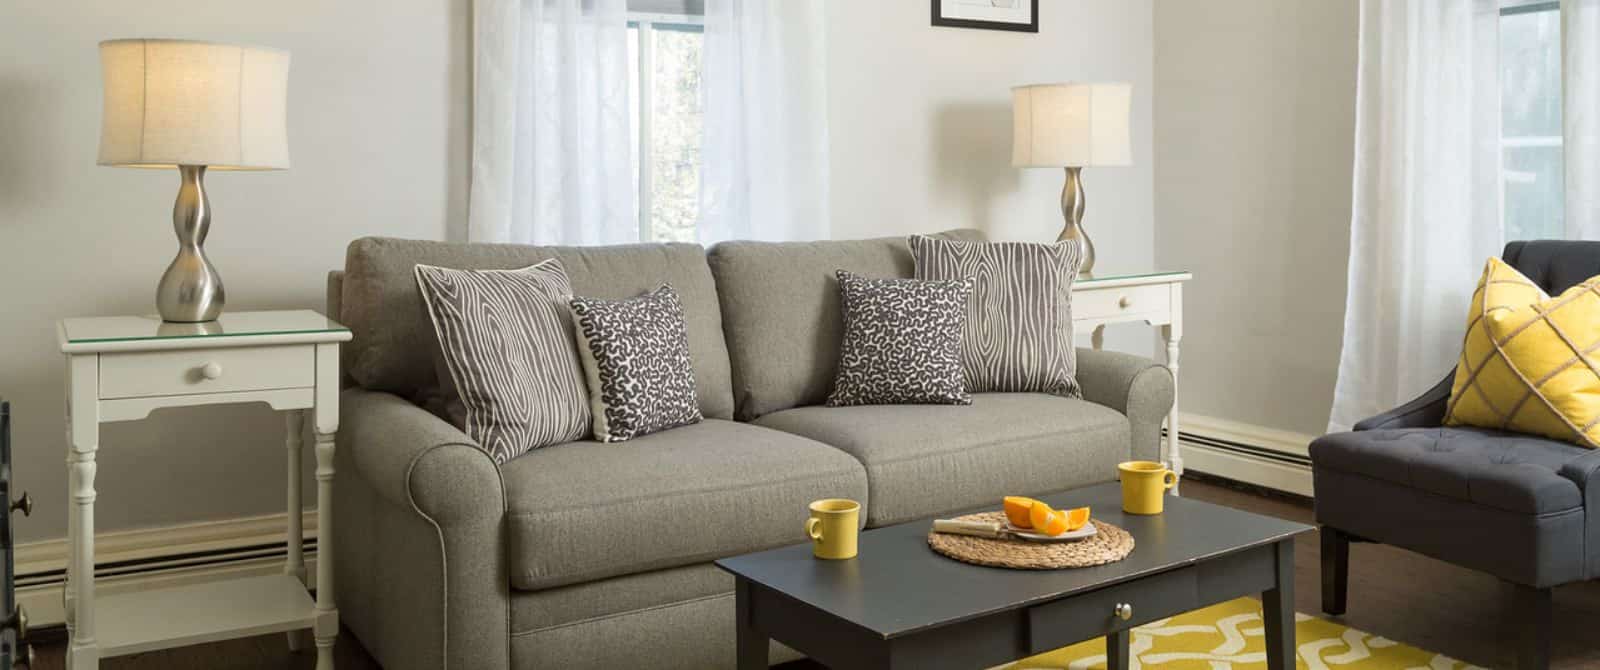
[55,310,351,670]
[1073,271,1192,485]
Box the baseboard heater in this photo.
[15,539,314,591]
[1170,428,1311,468]
[1167,425,1315,497]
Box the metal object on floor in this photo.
[1,400,33,667]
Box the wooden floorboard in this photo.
[25,477,1600,668]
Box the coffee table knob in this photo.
[1113,603,1133,621]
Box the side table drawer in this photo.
[99,346,315,399]
[1074,284,1171,318]
[1026,566,1198,654]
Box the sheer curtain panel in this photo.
[1329,0,1505,432]
[470,0,637,244]
[697,0,829,243]
[1568,0,1600,238]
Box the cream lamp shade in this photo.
[98,38,290,169]
[1011,82,1131,168]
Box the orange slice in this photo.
[1003,496,1039,528]
[1061,506,1091,532]
[1029,502,1069,536]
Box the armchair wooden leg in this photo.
[1509,581,1551,670]
[1320,525,1349,615]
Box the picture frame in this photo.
[931,0,1039,33]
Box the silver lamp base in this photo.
[1056,166,1097,277]
[157,165,225,323]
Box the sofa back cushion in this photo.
[340,237,735,420]
[707,229,985,420]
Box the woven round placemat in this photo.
[926,511,1134,570]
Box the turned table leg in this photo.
[66,354,99,670]
[286,411,310,651]
[1161,322,1183,495]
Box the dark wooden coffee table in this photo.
[716,482,1312,670]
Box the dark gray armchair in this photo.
[1309,240,1600,670]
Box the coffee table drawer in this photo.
[1026,566,1198,654]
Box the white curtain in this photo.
[470,0,637,244]
[1568,0,1600,238]
[1328,0,1505,432]
[697,0,830,243]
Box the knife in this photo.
[932,519,1031,539]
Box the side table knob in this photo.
[9,492,30,517]
[200,362,224,380]
[1113,602,1133,621]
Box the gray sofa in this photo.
[325,230,1176,669]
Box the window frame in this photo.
[628,12,705,242]
[1497,0,1564,238]
[1500,0,1558,16]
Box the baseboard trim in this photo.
[1177,413,1316,497]
[15,510,317,629]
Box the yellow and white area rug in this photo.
[998,597,1485,670]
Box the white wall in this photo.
[826,0,1156,353]
[0,1,470,543]
[1153,1,1360,436]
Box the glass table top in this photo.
[60,310,347,344]
[1076,269,1191,283]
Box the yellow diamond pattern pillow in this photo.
[1445,257,1600,448]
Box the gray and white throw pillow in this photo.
[568,285,703,442]
[827,270,974,407]
[908,235,1084,398]
[414,260,591,464]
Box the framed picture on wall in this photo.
[931,0,1039,33]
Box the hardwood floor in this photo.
[24,476,1600,668]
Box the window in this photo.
[629,14,705,243]
[1500,0,1564,240]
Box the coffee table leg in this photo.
[1105,628,1130,670]
[1262,540,1296,670]
[736,579,768,670]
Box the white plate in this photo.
[1004,520,1097,542]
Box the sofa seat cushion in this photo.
[1310,427,1589,514]
[502,419,868,591]
[754,393,1129,527]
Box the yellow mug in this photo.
[1119,461,1178,515]
[806,498,860,560]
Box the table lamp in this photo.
[1012,82,1131,277]
[98,38,291,322]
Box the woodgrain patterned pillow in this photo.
[908,235,1084,397]
[568,285,703,442]
[827,270,974,407]
[414,260,591,464]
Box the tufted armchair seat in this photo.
[1309,240,1600,670]
[1314,426,1592,515]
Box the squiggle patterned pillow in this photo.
[569,285,704,442]
[827,270,975,407]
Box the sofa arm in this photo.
[1076,348,1175,463]
[338,388,509,670]
[1352,373,1454,431]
